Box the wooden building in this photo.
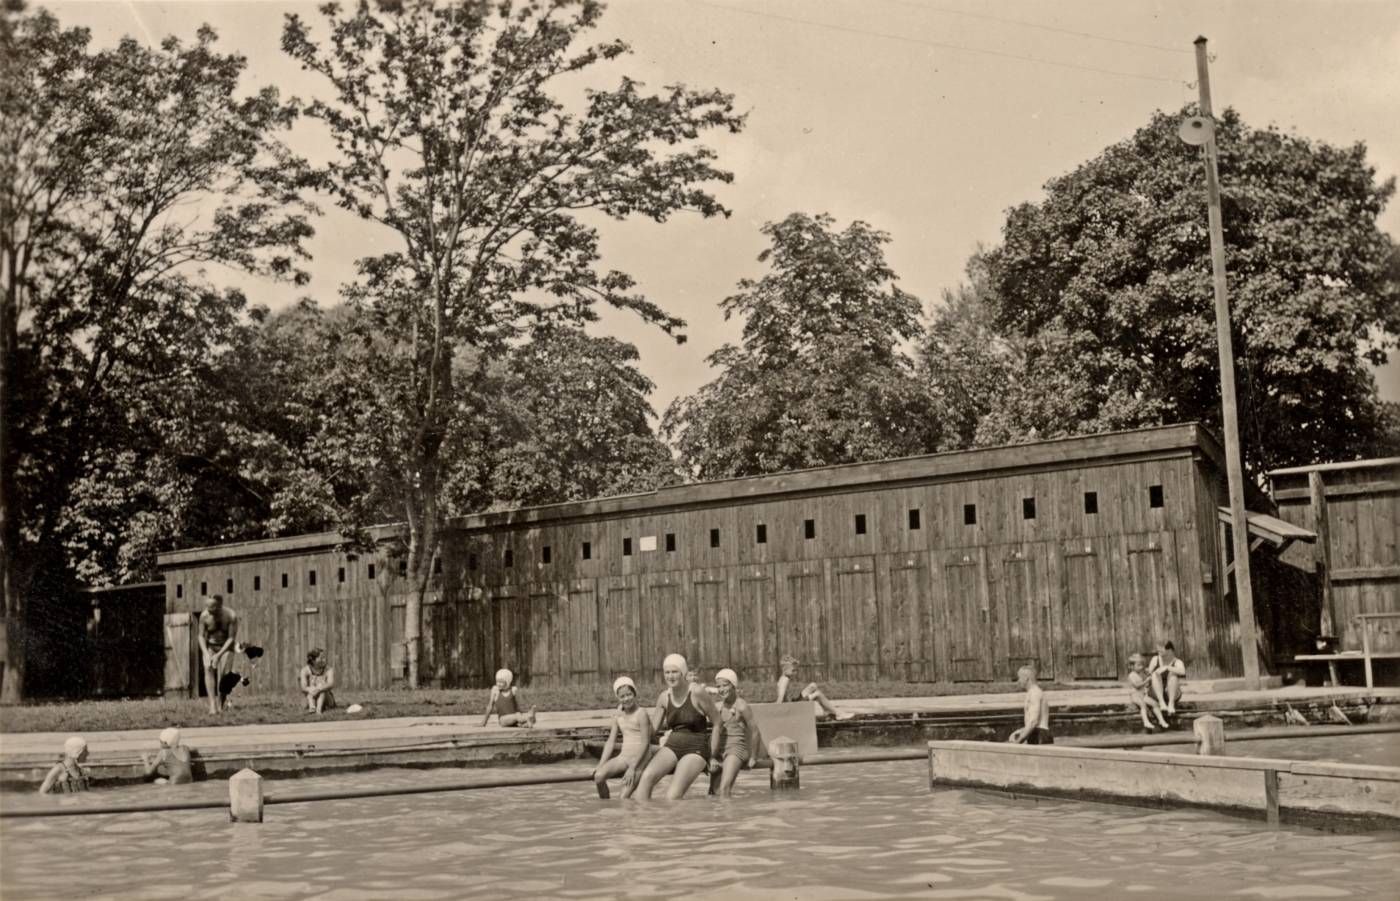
[157,423,1304,695]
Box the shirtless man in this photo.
[1008,663,1052,745]
[199,595,238,714]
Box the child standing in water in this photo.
[1008,664,1053,744]
[1127,653,1171,732]
[776,654,852,719]
[141,727,194,784]
[38,737,90,794]
[709,668,762,797]
[482,668,537,727]
[593,676,654,799]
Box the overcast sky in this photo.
[46,0,1400,413]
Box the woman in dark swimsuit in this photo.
[636,653,720,800]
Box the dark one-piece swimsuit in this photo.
[660,690,710,760]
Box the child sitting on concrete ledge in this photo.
[776,654,852,720]
[1148,641,1187,717]
[1127,653,1171,732]
[482,668,536,727]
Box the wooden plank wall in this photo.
[163,451,1242,694]
[1272,461,1400,654]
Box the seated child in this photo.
[1008,664,1053,745]
[38,736,91,795]
[592,676,654,799]
[298,648,337,714]
[1148,641,1187,716]
[709,668,762,798]
[776,654,852,720]
[141,727,194,784]
[482,668,536,727]
[1127,653,1171,731]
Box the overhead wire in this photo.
[883,0,1192,55]
[689,0,1191,86]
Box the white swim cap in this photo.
[613,676,637,696]
[662,653,688,676]
[63,736,87,758]
[495,668,513,687]
[158,728,180,747]
[715,668,739,689]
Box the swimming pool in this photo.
[4,751,1398,900]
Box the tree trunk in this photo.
[1,258,22,703]
[404,522,421,690]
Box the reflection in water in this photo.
[4,754,1399,900]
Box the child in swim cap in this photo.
[592,676,654,799]
[142,727,194,785]
[38,736,90,794]
[709,668,763,797]
[482,668,536,727]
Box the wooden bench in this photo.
[1294,612,1400,689]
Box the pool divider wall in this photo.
[926,740,1400,823]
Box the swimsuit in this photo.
[720,704,750,761]
[618,709,647,762]
[50,762,89,793]
[495,689,520,717]
[660,690,710,760]
[780,678,804,703]
[155,747,194,784]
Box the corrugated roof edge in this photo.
[158,421,1223,569]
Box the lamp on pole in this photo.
[1180,36,1261,688]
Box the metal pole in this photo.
[1194,36,1261,688]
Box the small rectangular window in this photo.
[337,566,346,584]
[468,554,478,571]
[582,541,592,560]
[309,569,317,586]
[908,508,921,530]
[399,560,407,576]
[623,537,633,556]
[281,573,289,588]
[433,557,442,575]
[756,523,767,544]
[1149,484,1164,508]
[504,550,514,568]
[1023,497,1036,520]
[1084,491,1098,515]
[964,504,977,525]
[176,584,183,599]
[710,528,721,548]
[200,581,207,595]
[254,576,261,591]
[542,545,551,564]
[804,519,816,540]
[854,514,867,535]
[367,564,376,580]
[226,578,234,593]
[665,533,676,552]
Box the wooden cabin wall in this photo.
[1272,461,1400,654]
[162,449,1237,696]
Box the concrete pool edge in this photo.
[927,739,1400,826]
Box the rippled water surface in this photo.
[4,749,1399,901]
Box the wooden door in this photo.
[691,569,729,674]
[642,573,690,681]
[776,562,828,683]
[880,553,933,681]
[944,554,992,681]
[564,581,599,681]
[999,548,1052,680]
[600,576,641,678]
[1058,545,1118,679]
[833,557,879,680]
[734,565,777,676]
[492,586,526,679]
[163,612,195,697]
[527,584,562,687]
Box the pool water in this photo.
[4,751,1399,900]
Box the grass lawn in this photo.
[0,679,1101,735]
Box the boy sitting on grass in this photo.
[776,654,852,720]
[141,727,194,784]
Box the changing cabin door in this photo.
[1058,544,1117,679]
[944,553,993,681]
[999,548,1053,680]
[163,612,195,697]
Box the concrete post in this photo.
[769,737,800,791]
[229,768,264,823]
[1194,715,1226,756]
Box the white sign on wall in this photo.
[639,535,658,552]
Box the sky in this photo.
[44,0,1400,415]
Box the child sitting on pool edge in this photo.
[1127,653,1171,732]
[593,676,653,799]
[141,727,194,784]
[1147,641,1187,717]
[482,668,537,727]
[776,654,852,719]
[710,668,763,797]
[38,736,90,794]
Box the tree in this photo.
[282,0,743,687]
[981,106,1399,472]
[664,212,933,479]
[0,7,313,700]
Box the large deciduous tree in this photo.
[281,0,742,687]
[0,7,313,700]
[664,212,932,479]
[979,106,1399,472]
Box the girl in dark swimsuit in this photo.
[636,653,721,800]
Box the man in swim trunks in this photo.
[198,595,238,714]
[1008,663,1053,745]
